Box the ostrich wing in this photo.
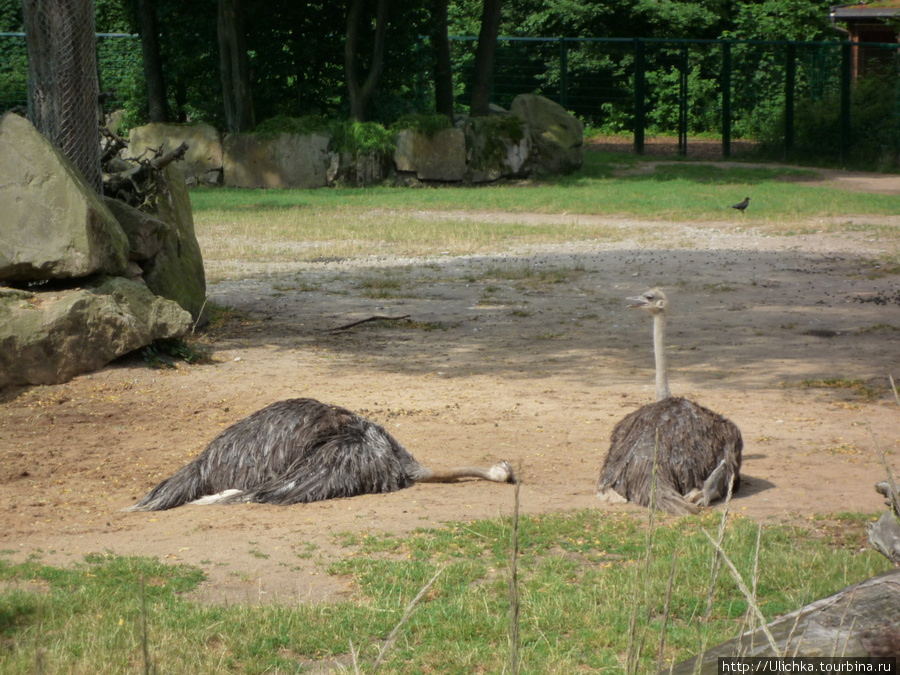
[222,422,422,505]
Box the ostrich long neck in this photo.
[653,309,671,401]
[416,464,511,483]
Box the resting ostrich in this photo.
[124,398,516,511]
[596,289,742,514]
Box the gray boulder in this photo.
[139,164,208,324]
[463,115,530,183]
[103,197,167,262]
[0,112,129,281]
[510,94,583,176]
[395,128,467,182]
[868,480,900,565]
[0,277,192,388]
[868,510,900,565]
[223,132,332,188]
[128,122,224,186]
[328,150,392,186]
[666,569,900,673]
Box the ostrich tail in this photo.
[121,462,206,512]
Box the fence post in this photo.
[559,37,568,108]
[633,37,645,155]
[678,45,688,156]
[785,42,796,157]
[840,41,852,164]
[721,40,731,158]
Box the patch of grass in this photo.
[141,338,212,369]
[788,377,886,402]
[476,263,586,289]
[850,257,900,280]
[0,513,889,673]
[358,273,410,299]
[272,279,321,293]
[401,319,448,332]
[190,163,900,268]
[858,323,900,334]
[621,163,816,184]
[248,543,269,560]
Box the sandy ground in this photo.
[1,167,899,605]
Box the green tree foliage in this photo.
[4,0,885,163]
[118,0,432,127]
[0,0,23,31]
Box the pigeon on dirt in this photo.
[731,197,750,212]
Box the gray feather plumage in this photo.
[125,398,434,511]
[597,288,743,515]
[597,396,743,514]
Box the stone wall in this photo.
[125,94,583,189]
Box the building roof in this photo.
[830,2,900,19]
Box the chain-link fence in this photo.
[1,24,139,192]
[22,0,102,191]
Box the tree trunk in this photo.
[345,0,390,123]
[470,0,502,117]
[23,0,102,192]
[217,0,254,132]
[431,0,454,120]
[136,0,168,123]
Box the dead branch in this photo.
[151,141,189,171]
[99,126,129,164]
[104,141,190,208]
[322,315,411,333]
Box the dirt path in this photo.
[2,186,899,604]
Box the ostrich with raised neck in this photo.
[124,398,516,511]
[597,288,742,514]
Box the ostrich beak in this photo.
[627,295,651,309]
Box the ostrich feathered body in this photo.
[597,396,743,514]
[125,398,429,511]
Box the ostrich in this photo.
[596,289,742,514]
[124,398,516,511]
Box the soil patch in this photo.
[2,173,899,604]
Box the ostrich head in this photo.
[627,288,671,401]
[627,288,668,315]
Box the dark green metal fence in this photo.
[2,32,897,166]
[448,36,900,164]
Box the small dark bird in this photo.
[731,197,750,212]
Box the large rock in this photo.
[395,128,467,182]
[0,278,192,388]
[868,510,900,564]
[128,122,224,186]
[328,150,392,187]
[510,94,583,176]
[464,115,530,183]
[666,569,900,673]
[140,164,207,324]
[103,197,167,262]
[223,132,332,188]
[0,112,129,281]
